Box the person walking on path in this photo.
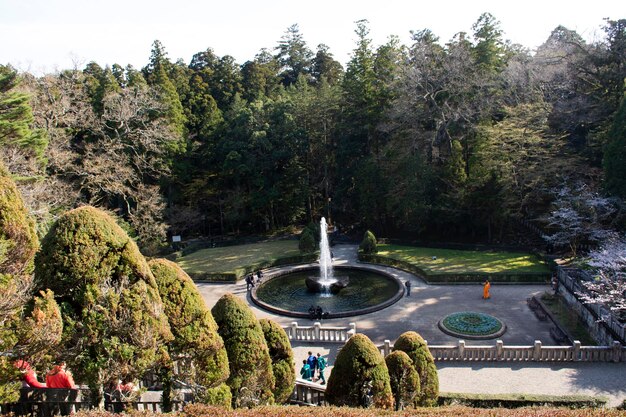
[299,360,312,381]
[405,280,411,296]
[316,353,327,385]
[483,279,491,299]
[245,274,254,291]
[46,361,76,388]
[306,351,317,379]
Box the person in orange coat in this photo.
[483,279,491,299]
[46,361,76,389]
[14,360,47,388]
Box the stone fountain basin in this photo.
[305,276,350,294]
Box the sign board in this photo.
[172,235,182,243]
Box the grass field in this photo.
[376,244,550,275]
[176,240,301,274]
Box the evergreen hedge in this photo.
[299,227,316,254]
[385,350,420,410]
[34,206,172,406]
[393,331,439,407]
[149,258,230,408]
[325,334,393,409]
[259,318,295,404]
[359,230,378,254]
[211,294,275,408]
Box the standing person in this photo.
[315,306,323,320]
[256,270,263,284]
[306,351,317,379]
[483,279,491,300]
[299,360,312,381]
[14,360,46,388]
[405,280,411,296]
[245,274,254,291]
[316,353,327,385]
[46,361,76,388]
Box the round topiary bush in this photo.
[393,331,439,406]
[385,350,420,410]
[34,206,172,407]
[299,227,316,254]
[149,258,230,408]
[259,319,295,404]
[359,230,378,254]
[211,293,275,408]
[325,334,393,409]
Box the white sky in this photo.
[1,0,623,75]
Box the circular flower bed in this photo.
[438,311,506,340]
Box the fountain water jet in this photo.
[305,217,348,294]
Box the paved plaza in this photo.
[195,244,626,407]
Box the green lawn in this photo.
[176,240,301,275]
[376,244,549,275]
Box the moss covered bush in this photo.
[325,334,393,409]
[149,258,230,408]
[298,226,316,254]
[34,206,172,407]
[385,350,420,410]
[0,163,62,403]
[359,230,378,254]
[259,318,295,404]
[0,162,38,278]
[393,331,439,406]
[211,293,275,408]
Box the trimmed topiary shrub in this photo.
[299,227,316,254]
[0,162,38,278]
[385,350,420,410]
[259,318,295,404]
[325,334,393,409]
[34,206,172,408]
[211,293,275,408]
[393,331,439,407]
[359,230,378,254]
[0,163,62,403]
[149,258,230,409]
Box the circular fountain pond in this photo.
[251,266,404,318]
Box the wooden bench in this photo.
[527,297,540,310]
[527,297,548,320]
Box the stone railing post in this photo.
[612,341,622,363]
[496,340,503,361]
[533,340,542,361]
[314,322,321,341]
[383,340,391,357]
[346,322,356,341]
[291,322,298,340]
[573,340,581,361]
[458,340,465,360]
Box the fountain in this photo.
[305,217,349,294]
[251,218,406,318]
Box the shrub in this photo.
[149,258,229,409]
[299,227,316,254]
[259,318,295,404]
[385,350,420,410]
[211,294,275,408]
[325,334,393,409]
[198,383,232,409]
[34,206,172,407]
[393,331,439,406]
[359,230,378,254]
[0,163,62,403]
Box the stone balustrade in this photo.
[378,339,625,362]
[283,322,356,343]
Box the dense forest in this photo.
[1,14,625,254]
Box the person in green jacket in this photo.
[316,352,327,385]
[300,359,312,381]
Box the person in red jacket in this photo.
[14,360,47,388]
[46,361,76,389]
